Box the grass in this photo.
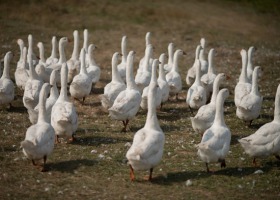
[1,0,280,199]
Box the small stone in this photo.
[185,179,192,186]
[91,150,97,154]
[124,142,131,147]
[254,169,264,174]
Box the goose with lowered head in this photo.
[21,83,55,172]
[0,52,14,108]
[126,59,165,181]
[51,63,78,143]
[100,52,125,110]
[196,88,231,172]
[109,51,141,132]
[238,84,280,165]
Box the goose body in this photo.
[238,84,280,163]
[21,83,55,172]
[15,40,29,90]
[109,51,141,132]
[196,88,231,172]
[87,44,101,86]
[191,73,226,134]
[67,30,81,83]
[140,60,162,110]
[100,52,125,110]
[234,49,252,107]
[51,63,78,142]
[0,52,14,106]
[201,48,217,101]
[186,59,207,110]
[163,43,174,73]
[166,49,185,98]
[117,36,128,82]
[186,45,201,86]
[236,66,262,124]
[157,53,170,106]
[70,48,92,102]
[126,58,165,181]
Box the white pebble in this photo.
[124,142,131,147]
[185,179,192,186]
[91,150,97,154]
[254,169,264,174]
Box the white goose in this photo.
[27,34,39,66]
[70,48,92,103]
[186,59,207,111]
[234,49,251,107]
[0,52,14,108]
[87,44,101,86]
[158,53,170,108]
[247,46,255,83]
[166,49,186,99]
[21,83,55,172]
[135,44,153,93]
[35,42,52,83]
[163,43,174,73]
[196,88,231,172]
[126,59,165,181]
[238,84,280,165]
[139,32,153,70]
[109,51,141,132]
[37,42,47,66]
[236,66,263,126]
[16,39,28,70]
[15,46,29,90]
[80,29,90,66]
[46,36,59,66]
[140,59,162,110]
[186,45,201,86]
[117,36,128,82]
[48,37,68,71]
[199,38,208,75]
[67,30,81,83]
[191,73,227,134]
[51,63,78,143]
[100,52,125,110]
[201,48,217,101]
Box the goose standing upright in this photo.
[21,83,55,172]
[186,45,201,86]
[46,36,59,66]
[236,66,263,126]
[199,38,208,75]
[140,59,162,110]
[109,51,141,132]
[201,48,217,101]
[48,37,68,71]
[87,44,101,87]
[35,42,52,83]
[163,43,174,73]
[37,42,47,66]
[0,52,14,107]
[100,52,125,110]
[158,53,170,108]
[126,59,165,181]
[196,88,231,172]
[186,59,207,111]
[135,44,153,93]
[67,30,81,84]
[15,46,29,90]
[80,29,90,66]
[238,84,280,165]
[27,34,39,66]
[51,63,78,143]
[117,36,128,82]
[139,32,153,69]
[166,49,186,99]
[234,49,251,107]
[16,39,28,70]
[247,46,255,83]
[191,73,227,134]
[70,48,92,103]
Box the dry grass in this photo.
[0,0,280,199]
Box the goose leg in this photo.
[206,163,210,173]
[253,158,257,166]
[148,168,153,181]
[189,106,194,116]
[122,119,129,132]
[55,135,60,144]
[41,155,47,172]
[275,155,280,160]
[32,159,37,166]
[129,164,135,181]
[220,159,226,169]
[82,97,85,104]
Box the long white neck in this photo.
[144,45,152,71]
[158,54,166,81]
[50,36,58,58]
[167,43,174,66]
[214,89,228,126]
[194,45,201,66]
[199,38,206,60]
[145,59,161,130]
[58,38,67,64]
[126,51,138,90]
[80,48,88,75]
[274,84,280,122]
[28,49,39,80]
[22,47,28,69]
[28,34,34,61]
[1,52,12,79]
[58,64,69,101]
[194,59,202,85]
[173,50,182,72]
[207,48,215,74]
[83,29,89,51]
[49,70,59,97]
[88,44,97,66]
[111,52,123,83]
[239,49,249,83]
[71,30,79,60]
[37,83,49,123]
[38,42,46,63]
[247,46,254,69]
[17,39,24,62]
[250,66,260,95]
[210,73,224,104]
[121,36,127,63]
[145,32,151,46]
